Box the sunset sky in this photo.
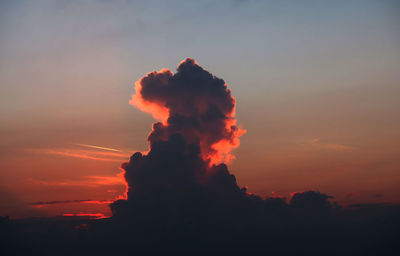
[1,0,399,218]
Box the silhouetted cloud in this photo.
[290,190,333,209]
[107,60,357,254]
[111,59,341,223]
[111,59,250,219]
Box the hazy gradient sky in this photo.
[1,0,399,218]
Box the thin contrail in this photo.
[75,143,122,152]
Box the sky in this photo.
[0,0,399,218]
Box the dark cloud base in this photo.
[1,202,399,256]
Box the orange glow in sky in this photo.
[0,1,399,219]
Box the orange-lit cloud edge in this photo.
[129,62,246,166]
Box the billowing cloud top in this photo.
[130,58,245,165]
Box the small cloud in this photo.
[311,138,320,144]
[309,138,354,152]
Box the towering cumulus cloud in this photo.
[111,58,248,218]
[109,59,382,256]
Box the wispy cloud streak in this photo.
[75,143,122,152]
[27,147,132,162]
[309,138,355,152]
[43,149,123,162]
[28,175,126,187]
